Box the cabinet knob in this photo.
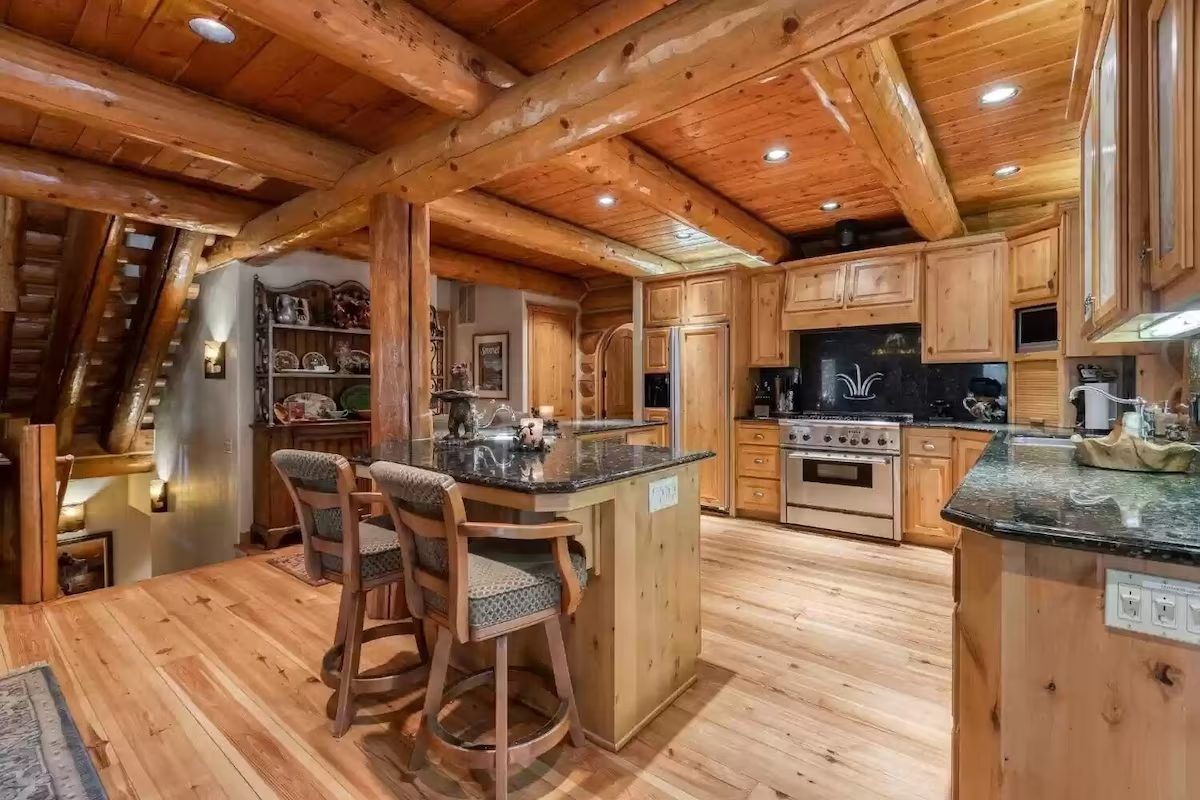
[754,458,765,464]
[754,433,764,440]
[754,491,765,498]
[922,442,936,451]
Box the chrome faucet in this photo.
[473,403,516,430]
[1067,385,1150,438]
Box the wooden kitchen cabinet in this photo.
[685,273,731,323]
[1009,227,1059,306]
[923,240,1007,363]
[781,247,922,331]
[748,271,789,367]
[644,328,670,372]
[681,325,728,510]
[902,455,956,545]
[735,421,780,520]
[784,263,845,313]
[645,280,684,326]
[1009,358,1064,426]
[844,255,919,309]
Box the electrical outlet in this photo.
[223,439,234,454]
[1106,570,1200,647]
[649,475,678,513]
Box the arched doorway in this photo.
[600,325,633,419]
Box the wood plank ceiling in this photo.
[0,0,1084,280]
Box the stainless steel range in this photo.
[779,413,909,542]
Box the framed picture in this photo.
[473,332,509,399]
[56,531,114,597]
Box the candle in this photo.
[538,405,555,420]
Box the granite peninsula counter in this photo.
[942,429,1200,798]
[354,431,712,751]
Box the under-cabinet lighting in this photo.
[763,148,791,163]
[1140,309,1200,339]
[980,85,1019,106]
[820,201,841,212]
[993,164,1021,178]
[596,194,617,208]
[189,17,236,44]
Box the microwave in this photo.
[1016,304,1058,353]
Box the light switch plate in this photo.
[649,475,678,513]
[1106,569,1200,647]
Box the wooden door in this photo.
[680,324,728,509]
[528,304,576,419]
[601,327,633,419]
[902,455,955,543]
[783,264,846,313]
[1148,0,1194,288]
[644,328,670,373]
[684,273,731,323]
[1009,228,1060,305]
[923,243,1006,363]
[645,280,684,326]
[748,272,789,367]
[844,255,917,308]
[953,433,990,487]
[1090,15,1123,329]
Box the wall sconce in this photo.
[58,503,86,533]
[149,479,170,513]
[203,340,226,379]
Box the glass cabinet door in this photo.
[1148,0,1191,285]
[1082,98,1098,324]
[1092,19,1120,326]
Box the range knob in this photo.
[877,436,887,446]
[849,438,858,446]
[802,433,811,441]
[788,432,797,441]
[837,435,847,444]
[823,434,832,443]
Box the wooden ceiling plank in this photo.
[53,214,124,451]
[0,24,367,188]
[105,228,205,454]
[1065,0,1107,122]
[805,37,964,241]
[0,143,263,235]
[213,0,956,263]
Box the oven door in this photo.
[785,450,894,517]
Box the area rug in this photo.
[267,551,328,587]
[0,662,107,800]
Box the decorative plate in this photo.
[338,349,370,375]
[281,392,337,420]
[301,352,328,371]
[340,384,371,413]
[273,350,300,372]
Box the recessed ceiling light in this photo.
[597,194,617,208]
[189,17,236,44]
[993,164,1022,178]
[820,201,841,212]
[980,85,1019,106]
[763,148,791,163]
[675,230,695,240]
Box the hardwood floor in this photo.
[0,517,952,799]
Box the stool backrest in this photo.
[368,461,469,642]
[271,449,361,587]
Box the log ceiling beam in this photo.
[0,197,21,413]
[105,229,207,454]
[215,0,953,263]
[804,37,964,241]
[0,143,264,235]
[0,24,364,188]
[317,232,587,301]
[219,0,790,263]
[1065,0,1108,122]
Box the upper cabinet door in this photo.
[1091,17,1123,329]
[844,255,918,309]
[748,272,789,367]
[783,264,846,313]
[923,243,1007,363]
[684,273,731,324]
[644,328,670,373]
[1148,0,1194,287]
[1009,228,1060,306]
[645,280,684,327]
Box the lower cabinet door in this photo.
[736,477,780,517]
[902,455,956,545]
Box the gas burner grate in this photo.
[797,411,915,423]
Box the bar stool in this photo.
[369,461,587,799]
[272,450,428,737]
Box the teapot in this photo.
[275,294,311,326]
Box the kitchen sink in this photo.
[1010,435,1076,449]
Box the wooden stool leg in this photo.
[545,616,585,747]
[494,635,508,800]
[331,590,366,738]
[332,584,354,651]
[414,618,430,664]
[410,628,452,771]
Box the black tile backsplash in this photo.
[756,325,1008,422]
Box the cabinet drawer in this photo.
[903,429,953,458]
[736,423,779,446]
[736,478,780,514]
[738,445,779,478]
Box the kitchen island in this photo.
[942,431,1200,799]
[355,431,711,750]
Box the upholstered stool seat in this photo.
[272,450,429,738]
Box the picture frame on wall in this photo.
[473,332,509,399]
[56,530,114,597]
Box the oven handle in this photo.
[786,450,891,466]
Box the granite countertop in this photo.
[943,430,1200,565]
[736,415,1074,437]
[355,435,711,494]
[557,419,665,434]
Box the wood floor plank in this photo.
[0,516,954,800]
